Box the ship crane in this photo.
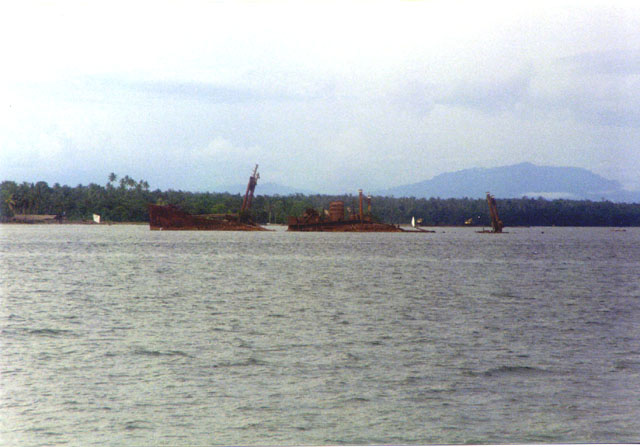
[240,164,260,215]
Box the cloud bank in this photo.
[1,1,639,193]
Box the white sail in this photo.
[411,216,415,228]
[93,214,101,224]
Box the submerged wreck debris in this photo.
[287,189,405,232]
[9,214,63,224]
[409,215,435,233]
[148,165,268,231]
[478,192,504,233]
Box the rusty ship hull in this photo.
[148,204,267,231]
[148,165,267,231]
[287,216,403,232]
[287,191,405,232]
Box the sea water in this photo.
[1,224,639,446]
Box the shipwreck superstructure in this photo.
[485,192,504,233]
[287,189,404,232]
[240,164,259,216]
[148,165,267,231]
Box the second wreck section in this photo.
[287,190,404,232]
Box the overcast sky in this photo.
[2,0,640,194]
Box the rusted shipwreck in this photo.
[477,192,504,233]
[148,165,267,231]
[288,189,405,232]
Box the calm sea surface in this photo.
[1,224,639,446]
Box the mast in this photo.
[486,192,503,233]
[241,164,259,214]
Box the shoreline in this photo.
[0,221,148,226]
[1,222,636,229]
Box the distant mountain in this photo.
[213,182,316,196]
[377,162,640,202]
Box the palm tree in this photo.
[4,195,16,215]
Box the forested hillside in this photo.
[2,176,640,227]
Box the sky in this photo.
[2,0,640,194]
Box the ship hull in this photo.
[148,204,267,231]
[287,217,404,232]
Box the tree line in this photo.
[2,175,640,226]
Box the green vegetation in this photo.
[2,175,640,226]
